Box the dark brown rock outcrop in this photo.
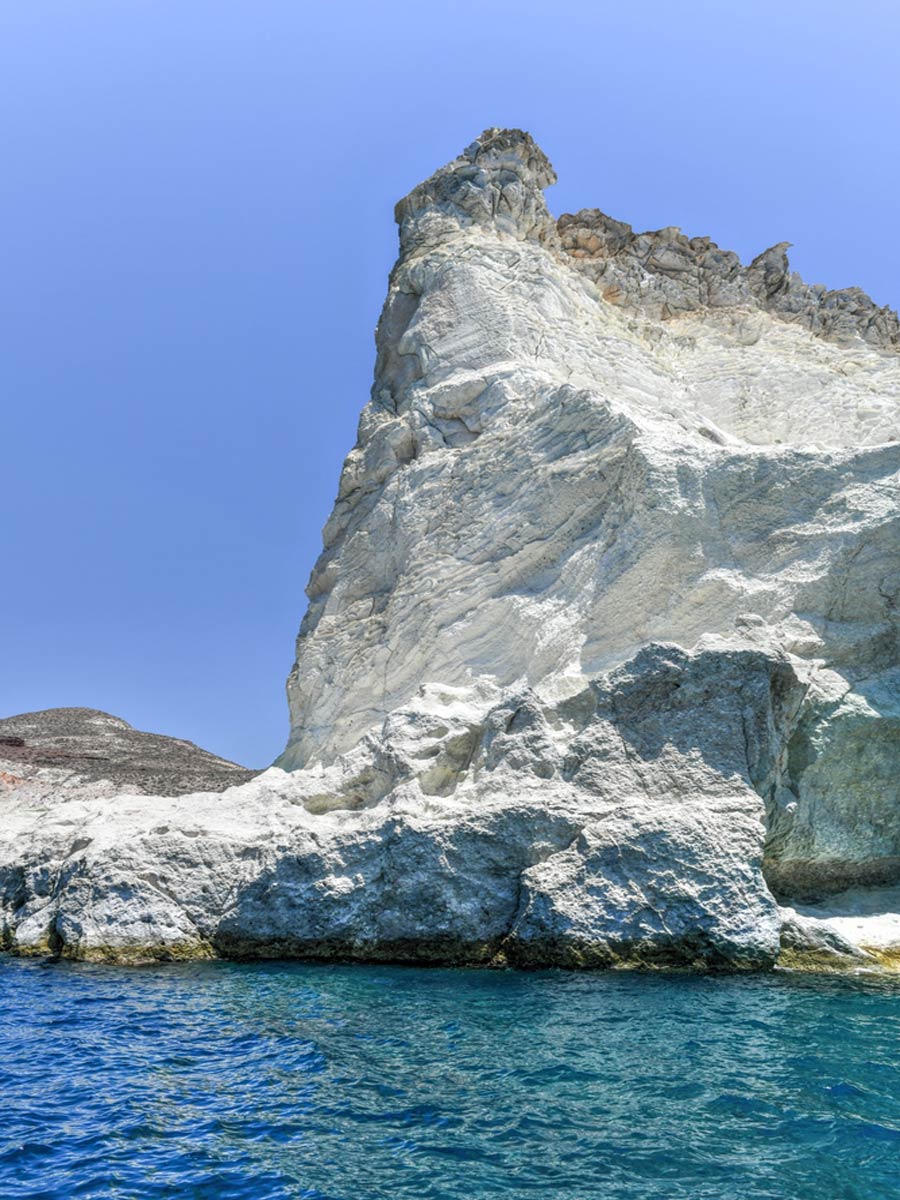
[0,708,254,797]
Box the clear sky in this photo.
[2,1,898,767]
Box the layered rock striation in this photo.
[2,130,898,969]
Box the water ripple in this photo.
[1,959,899,1198]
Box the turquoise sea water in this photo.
[1,959,899,1199]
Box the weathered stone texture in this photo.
[1,130,897,969]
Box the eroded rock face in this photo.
[2,647,788,966]
[1,129,897,968]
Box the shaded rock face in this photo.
[1,129,898,969]
[0,708,254,798]
[2,647,789,968]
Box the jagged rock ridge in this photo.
[558,215,900,351]
[1,129,897,970]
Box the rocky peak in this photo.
[391,126,899,352]
[1,129,897,972]
[394,126,558,253]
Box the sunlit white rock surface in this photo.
[2,130,898,968]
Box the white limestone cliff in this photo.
[1,129,898,970]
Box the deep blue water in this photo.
[1,959,899,1200]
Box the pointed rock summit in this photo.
[2,130,898,970]
[394,127,558,250]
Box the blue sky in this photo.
[2,1,897,767]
